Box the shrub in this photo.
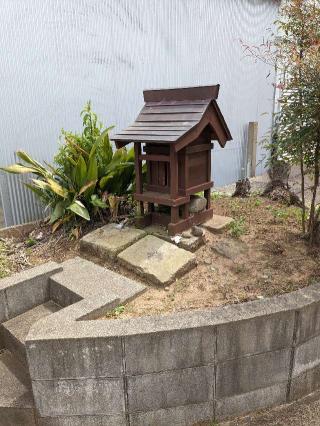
[1,102,136,231]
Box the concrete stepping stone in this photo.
[80,224,146,259]
[202,214,234,233]
[0,350,36,425]
[117,235,196,286]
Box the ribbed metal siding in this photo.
[0,0,278,226]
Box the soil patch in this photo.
[109,195,320,319]
[0,196,319,321]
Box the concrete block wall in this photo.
[290,301,320,401]
[24,281,320,425]
[0,262,62,323]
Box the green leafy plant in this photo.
[270,207,290,221]
[105,305,125,318]
[253,197,262,207]
[1,102,136,232]
[25,237,37,247]
[228,217,247,238]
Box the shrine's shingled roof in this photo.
[112,85,232,148]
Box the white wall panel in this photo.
[0,0,278,225]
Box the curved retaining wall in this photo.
[23,276,320,426]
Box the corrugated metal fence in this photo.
[0,0,278,226]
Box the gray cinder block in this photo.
[124,326,215,375]
[216,382,287,420]
[129,402,214,426]
[127,366,214,413]
[216,348,291,398]
[216,311,295,361]
[289,363,320,401]
[37,414,126,425]
[26,336,123,380]
[32,377,125,417]
[292,334,320,378]
[296,302,320,344]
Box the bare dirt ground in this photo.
[113,195,319,319]
[195,389,320,425]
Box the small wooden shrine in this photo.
[112,85,232,235]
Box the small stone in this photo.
[178,235,204,252]
[191,225,204,237]
[203,215,234,234]
[204,258,212,265]
[212,238,248,260]
[164,286,170,291]
[182,231,192,239]
[189,195,207,213]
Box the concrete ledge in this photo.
[0,262,62,322]
[5,261,317,425]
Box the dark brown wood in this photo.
[186,181,213,195]
[142,105,207,114]
[121,130,183,136]
[143,85,220,102]
[136,112,202,122]
[145,184,169,194]
[144,144,170,154]
[171,206,180,224]
[130,122,193,128]
[145,100,209,106]
[170,145,178,199]
[167,208,213,235]
[181,203,189,220]
[112,85,232,235]
[134,191,189,207]
[114,134,178,142]
[186,143,213,154]
[139,154,170,162]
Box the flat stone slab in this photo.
[80,224,146,259]
[202,214,234,233]
[118,235,196,286]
